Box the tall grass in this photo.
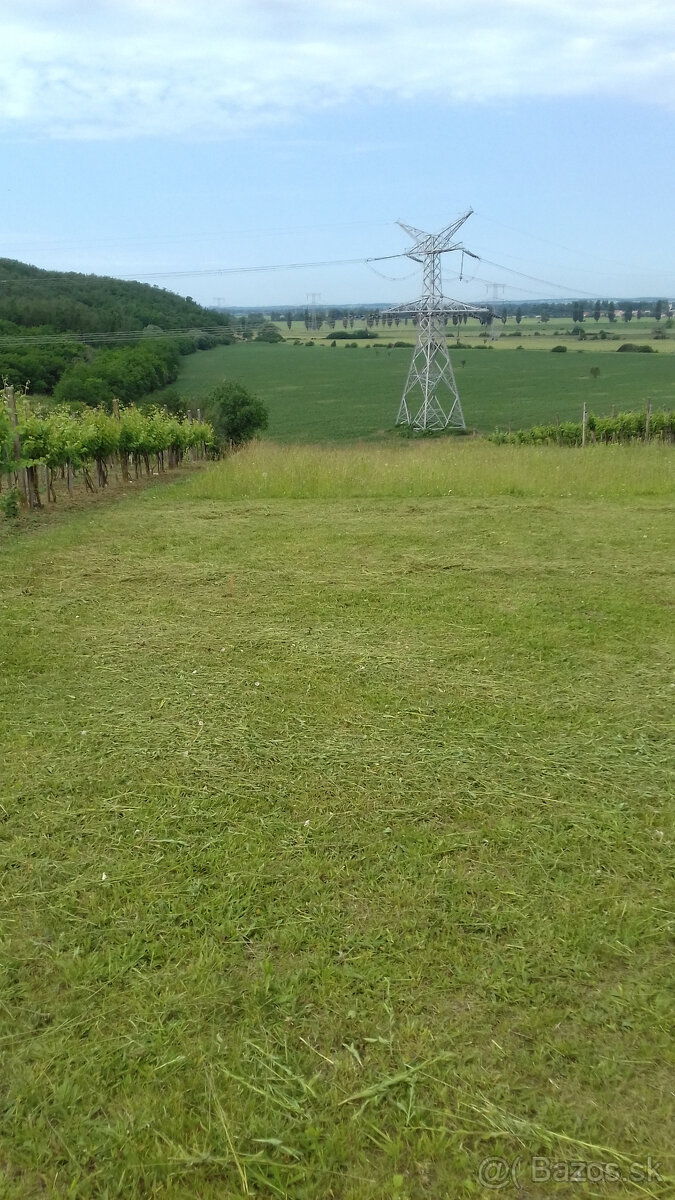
[176,439,674,503]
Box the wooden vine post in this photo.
[645,399,651,443]
[3,383,29,505]
[113,398,129,482]
[197,408,204,460]
[581,401,587,447]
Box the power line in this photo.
[116,254,405,281]
[1,244,600,296]
[0,228,621,313]
[0,253,404,287]
[475,256,599,299]
[446,271,578,300]
[0,328,222,348]
[474,211,650,281]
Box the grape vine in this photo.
[1,390,215,511]
[487,408,675,446]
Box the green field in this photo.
[277,315,675,354]
[162,340,675,443]
[1,442,673,1197]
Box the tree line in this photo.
[0,331,233,406]
[233,300,672,334]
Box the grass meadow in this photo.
[1,441,673,1197]
[163,340,675,443]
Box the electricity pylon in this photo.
[306,292,321,332]
[383,210,489,431]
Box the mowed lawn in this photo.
[162,342,675,442]
[1,443,674,1198]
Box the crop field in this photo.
[276,316,675,354]
[163,341,675,442]
[1,441,673,1198]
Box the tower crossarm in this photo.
[396,220,427,243]
[434,207,474,249]
[396,208,474,261]
[381,298,490,319]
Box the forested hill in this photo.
[0,259,228,334]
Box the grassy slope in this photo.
[164,342,675,442]
[1,443,673,1198]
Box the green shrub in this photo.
[327,329,376,340]
[205,382,268,447]
[255,322,285,344]
[0,487,20,518]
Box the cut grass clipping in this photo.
[1,441,673,1198]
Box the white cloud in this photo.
[1,0,674,138]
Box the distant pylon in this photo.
[383,211,489,431]
[306,292,321,332]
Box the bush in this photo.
[255,322,285,344]
[0,343,84,395]
[617,343,655,353]
[53,341,183,408]
[205,382,268,447]
[0,487,20,518]
[551,345,567,353]
[53,367,114,408]
[327,329,376,340]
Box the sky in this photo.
[1,0,674,309]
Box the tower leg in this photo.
[398,316,466,432]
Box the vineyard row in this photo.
[1,388,215,511]
[487,407,675,446]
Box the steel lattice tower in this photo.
[384,210,488,431]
